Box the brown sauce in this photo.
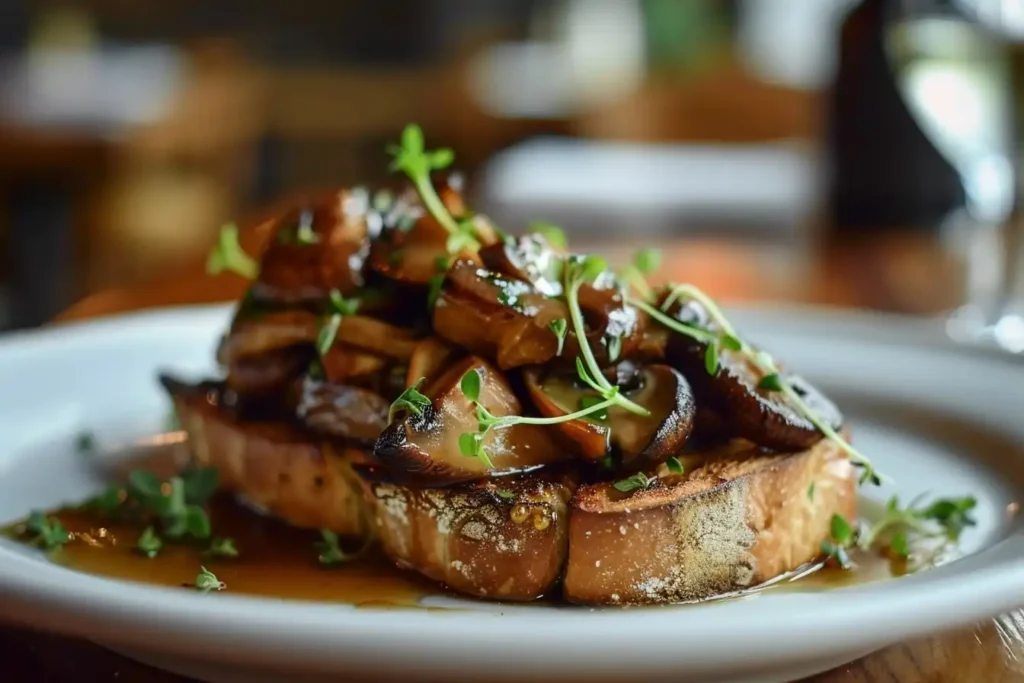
[47,498,440,608]
[7,441,907,608]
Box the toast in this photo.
[166,378,372,538]
[360,437,855,604]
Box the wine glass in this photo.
[885,0,1024,351]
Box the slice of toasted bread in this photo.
[362,469,577,601]
[563,437,856,605]
[171,385,372,538]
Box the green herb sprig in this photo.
[387,378,431,424]
[618,248,662,302]
[631,283,884,486]
[24,511,70,550]
[858,494,978,557]
[316,289,361,356]
[206,224,258,279]
[195,566,225,593]
[317,529,371,567]
[387,124,477,253]
[821,513,855,569]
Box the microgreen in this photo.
[633,248,662,274]
[821,513,856,569]
[563,255,648,417]
[427,274,446,308]
[665,456,684,474]
[613,472,653,493]
[460,368,482,403]
[607,335,622,362]
[316,529,370,567]
[630,283,886,487]
[126,468,218,541]
[758,373,784,392]
[807,482,816,501]
[76,431,95,454]
[548,318,568,355]
[316,290,360,356]
[858,494,977,555]
[206,223,258,279]
[387,124,476,252]
[206,537,239,559]
[25,511,70,550]
[79,485,127,515]
[136,526,162,558]
[578,395,609,423]
[388,378,431,424]
[295,211,319,245]
[529,221,567,249]
[496,489,515,501]
[195,566,225,593]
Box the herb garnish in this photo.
[496,489,515,501]
[24,511,70,550]
[206,223,258,279]
[858,495,977,557]
[613,472,654,493]
[75,431,95,454]
[387,124,478,253]
[205,537,239,559]
[316,289,361,356]
[529,221,567,249]
[807,482,816,501]
[630,284,884,486]
[820,513,855,569]
[195,566,225,593]
[388,378,431,424]
[136,526,162,558]
[665,456,684,474]
[548,318,568,355]
[316,529,370,566]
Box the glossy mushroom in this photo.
[292,376,390,446]
[253,188,377,304]
[524,364,696,471]
[663,298,843,451]
[373,356,567,485]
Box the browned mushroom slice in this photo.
[218,310,320,366]
[162,376,371,537]
[663,297,843,451]
[433,262,566,369]
[368,178,494,286]
[405,337,461,388]
[479,233,565,297]
[253,188,376,304]
[320,344,390,385]
[434,260,645,370]
[225,346,316,398]
[334,315,419,361]
[563,435,857,605]
[291,376,389,446]
[373,356,567,485]
[524,364,695,470]
[361,468,576,601]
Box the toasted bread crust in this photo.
[563,437,856,605]
[173,395,372,538]
[364,472,576,601]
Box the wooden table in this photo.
[2,225,1019,682]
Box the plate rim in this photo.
[1,302,1023,676]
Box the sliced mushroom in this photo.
[218,310,320,366]
[524,364,695,471]
[225,346,317,400]
[253,188,377,304]
[373,356,567,486]
[334,315,419,361]
[368,178,494,286]
[405,337,460,388]
[433,260,565,369]
[291,376,389,446]
[320,344,390,385]
[479,233,565,297]
[662,297,843,451]
[563,436,857,605]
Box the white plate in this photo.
[0,304,1023,683]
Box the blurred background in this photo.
[2,0,1023,336]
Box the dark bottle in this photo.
[825,0,966,232]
